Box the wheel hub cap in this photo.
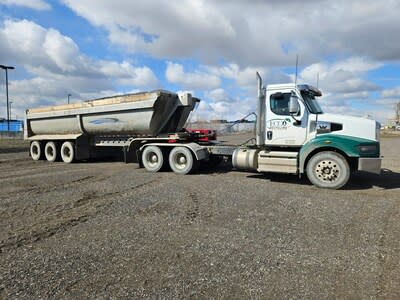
[178,156,187,164]
[150,154,158,163]
[315,160,339,182]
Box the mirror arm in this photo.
[290,113,301,125]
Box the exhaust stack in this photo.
[256,72,266,146]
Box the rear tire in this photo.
[142,146,164,172]
[45,141,58,162]
[306,151,350,189]
[30,141,43,161]
[169,147,197,175]
[61,141,75,163]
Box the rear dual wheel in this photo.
[141,146,197,175]
[60,141,75,163]
[30,140,75,163]
[142,146,165,172]
[30,141,43,161]
[44,141,58,162]
[168,147,197,175]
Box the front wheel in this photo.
[306,151,350,189]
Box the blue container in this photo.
[0,119,23,132]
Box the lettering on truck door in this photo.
[266,91,308,146]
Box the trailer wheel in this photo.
[169,147,196,175]
[30,141,43,161]
[61,141,75,163]
[142,146,164,172]
[45,141,58,162]
[306,151,350,189]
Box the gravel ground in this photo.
[0,135,399,299]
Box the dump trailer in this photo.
[25,90,205,163]
[25,75,382,189]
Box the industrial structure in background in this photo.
[25,74,382,189]
[0,119,23,132]
[385,102,400,130]
[0,118,23,138]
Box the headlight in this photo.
[357,144,378,155]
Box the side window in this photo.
[270,93,291,115]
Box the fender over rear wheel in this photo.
[306,151,350,189]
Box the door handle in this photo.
[267,131,273,140]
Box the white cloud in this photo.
[207,64,291,90]
[382,87,400,98]
[0,0,50,10]
[299,57,382,94]
[0,19,159,119]
[99,61,158,87]
[165,62,220,90]
[62,0,400,66]
[205,88,231,102]
[43,29,80,73]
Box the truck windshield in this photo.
[301,91,323,114]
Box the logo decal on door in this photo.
[266,118,291,130]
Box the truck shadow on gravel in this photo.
[246,173,311,186]
[345,169,400,190]
[245,169,400,190]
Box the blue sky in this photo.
[1,0,400,123]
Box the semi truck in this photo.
[25,73,382,189]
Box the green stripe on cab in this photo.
[299,134,380,173]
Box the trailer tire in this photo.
[169,147,196,175]
[142,146,164,172]
[45,141,58,162]
[306,151,350,189]
[61,141,75,163]
[30,141,43,161]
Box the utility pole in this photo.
[0,65,15,132]
[9,101,13,122]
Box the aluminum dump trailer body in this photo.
[25,91,198,140]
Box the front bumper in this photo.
[358,157,382,174]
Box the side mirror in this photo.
[289,93,300,115]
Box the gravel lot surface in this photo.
[1,135,399,298]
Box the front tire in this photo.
[169,147,197,175]
[306,151,350,189]
[142,146,164,172]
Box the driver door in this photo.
[265,90,308,146]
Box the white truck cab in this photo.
[232,74,382,189]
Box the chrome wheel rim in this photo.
[315,159,340,182]
[147,152,159,168]
[174,153,187,170]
